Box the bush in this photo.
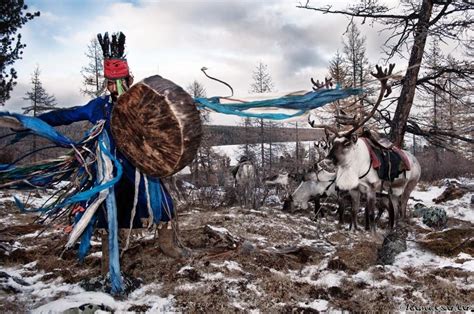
[422,207,448,229]
[416,148,474,182]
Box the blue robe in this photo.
[38,95,174,228]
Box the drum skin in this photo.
[111,75,202,178]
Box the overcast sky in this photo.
[5,0,463,125]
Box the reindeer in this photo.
[234,157,256,208]
[287,167,337,217]
[288,166,391,225]
[264,171,291,196]
[309,64,421,231]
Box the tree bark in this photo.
[390,0,433,147]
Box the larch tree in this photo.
[80,38,104,98]
[186,80,213,186]
[298,0,473,148]
[249,61,274,178]
[22,65,57,116]
[0,0,40,105]
[22,65,57,161]
[343,21,370,90]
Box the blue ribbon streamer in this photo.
[99,132,123,295]
[194,87,363,120]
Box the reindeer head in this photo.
[327,133,359,166]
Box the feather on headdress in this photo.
[97,32,129,79]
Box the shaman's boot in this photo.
[158,222,190,259]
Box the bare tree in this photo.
[186,80,211,185]
[328,50,350,87]
[80,38,105,98]
[343,21,369,90]
[298,0,473,147]
[249,62,274,177]
[187,80,208,122]
[250,62,274,94]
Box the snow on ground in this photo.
[0,177,473,312]
[411,178,474,223]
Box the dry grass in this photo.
[418,228,474,257]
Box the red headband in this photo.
[104,58,129,79]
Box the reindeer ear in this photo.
[351,133,358,143]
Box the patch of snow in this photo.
[457,252,473,260]
[177,265,194,274]
[314,271,345,287]
[394,241,473,272]
[352,270,373,285]
[410,186,445,206]
[410,181,474,224]
[175,282,205,291]
[202,272,225,281]
[33,283,174,313]
[298,299,329,312]
[211,261,244,272]
[246,283,262,297]
[206,225,230,234]
[88,252,102,258]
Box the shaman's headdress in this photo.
[97,32,129,80]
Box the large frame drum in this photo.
[111,75,202,177]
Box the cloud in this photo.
[5,0,385,111]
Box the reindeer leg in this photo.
[393,195,402,228]
[367,191,376,232]
[401,179,418,220]
[338,200,344,225]
[365,206,370,231]
[349,189,360,231]
[314,196,322,219]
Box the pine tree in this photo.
[80,38,104,98]
[0,0,40,104]
[22,66,57,116]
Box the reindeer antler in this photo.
[343,63,395,137]
[307,114,340,137]
[307,64,395,139]
[311,77,333,91]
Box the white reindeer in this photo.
[234,160,256,208]
[309,64,421,231]
[291,169,337,211]
[264,171,291,195]
[327,134,421,231]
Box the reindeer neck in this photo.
[335,139,371,184]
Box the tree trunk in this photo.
[389,0,433,147]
